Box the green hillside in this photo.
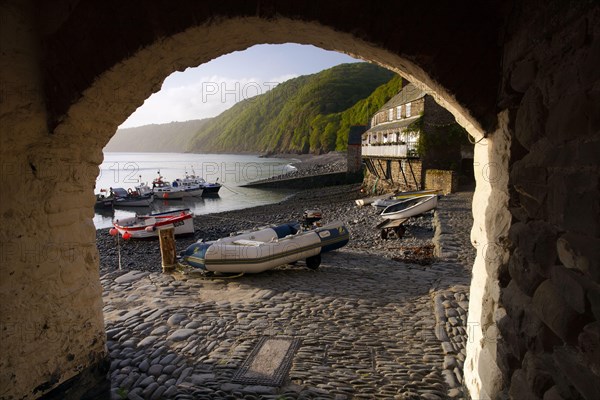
[189,63,399,154]
[105,119,211,152]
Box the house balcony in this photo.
[361,144,413,158]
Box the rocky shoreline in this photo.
[97,183,435,275]
[99,184,475,399]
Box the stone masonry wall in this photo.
[421,96,469,172]
[2,3,496,396]
[362,159,423,194]
[0,2,108,399]
[7,0,597,398]
[492,3,600,399]
[425,170,458,195]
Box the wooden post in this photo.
[159,227,176,272]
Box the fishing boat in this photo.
[371,189,440,209]
[182,168,222,196]
[152,172,186,199]
[172,179,204,197]
[113,209,194,238]
[180,212,349,273]
[380,194,438,220]
[111,187,154,207]
[95,189,115,208]
[198,179,221,196]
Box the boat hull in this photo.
[95,199,114,209]
[354,193,393,207]
[181,222,349,273]
[201,184,221,195]
[113,194,154,207]
[380,195,438,220]
[371,189,440,208]
[154,189,185,199]
[113,209,194,238]
[182,187,204,197]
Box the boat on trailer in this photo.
[380,194,438,220]
[113,209,194,239]
[180,211,349,273]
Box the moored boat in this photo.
[180,219,349,273]
[111,187,154,207]
[183,167,221,196]
[95,189,115,208]
[380,194,438,220]
[113,209,194,238]
[152,172,186,199]
[172,179,204,197]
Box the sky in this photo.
[120,44,361,128]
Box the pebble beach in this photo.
[98,154,476,399]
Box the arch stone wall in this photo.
[472,3,600,399]
[0,0,598,399]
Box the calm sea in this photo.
[94,152,297,229]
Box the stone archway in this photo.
[2,1,598,399]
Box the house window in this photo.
[406,102,412,117]
[396,106,402,119]
[388,108,394,121]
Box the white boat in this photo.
[112,186,154,207]
[371,189,441,209]
[357,189,439,207]
[355,193,395,207]
[113,209,194,238]
[182,167,221,196]
[152,173,186,199]
[380,195,438,220]
[172,179,204,197]
[180,221,349,273]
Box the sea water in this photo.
[94,152,297,229]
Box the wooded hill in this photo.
[188,63,401,154]
[106,63,403,154]
[104,119,211,152]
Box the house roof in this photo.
[379,83,425,111]
[365,115,421,134]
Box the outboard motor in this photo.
[302,209,322,229]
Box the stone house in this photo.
[361,82,472,193]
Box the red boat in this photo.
[113,209,194,239]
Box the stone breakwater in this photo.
[261,153,347,183]
[99,186,475,399]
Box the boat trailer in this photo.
[376,217,409,240]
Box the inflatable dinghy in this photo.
[180,220,349,273]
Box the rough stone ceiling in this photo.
[39,0,506,132]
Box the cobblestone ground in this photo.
[430,190,475,398]
[102,190,475,400]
